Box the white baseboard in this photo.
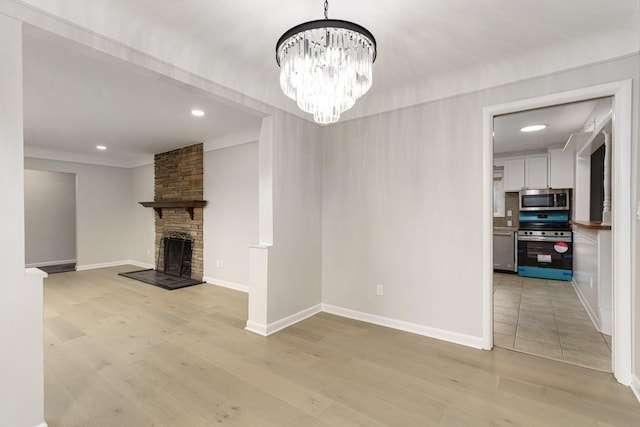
[76,260,141,271]
[245,304,322,337]
[246,302,484,349]
[571,279,601,332]
[266,304,322,336]
[632,374,640,404]
[203,276,249,293]
[245,320,267,336]
[25,259,75,268]
[128,260,155,270]
[322,304,484,349]
[35,422,48,427]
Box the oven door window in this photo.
[518,240,572,270]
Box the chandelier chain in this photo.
[324,0,329,19]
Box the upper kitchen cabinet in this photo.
[525,157,548,189]
[548,148,575,188]
[503,159,525,191]
[503,156,548,191]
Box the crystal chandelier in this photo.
[275,0,377,124]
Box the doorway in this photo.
[482,80,633,385]
[491,99,613,371]
[24,169,77,273]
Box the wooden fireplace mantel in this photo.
[139,200,207,220]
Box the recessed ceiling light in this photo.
[520,124,547,133]
[96,145,107,150]
[191,109,205,117]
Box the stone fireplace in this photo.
[148,143,205,281]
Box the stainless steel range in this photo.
[517,211,573,281]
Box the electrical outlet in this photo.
[146,248,151,255]
[376,284,383,296]
[590,277,593,289]
[216,259,224,268]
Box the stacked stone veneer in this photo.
[154,143,204,280]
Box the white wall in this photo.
[129,163,155,267]
[203,142,259,289]
[323,94,485,341]
[636,139,640,395]
[24,157,133,269]
[267,112,323,323]
[24,169,76,266]
[0,14,45,427]
[323,55,639,347]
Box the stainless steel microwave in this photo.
[519,189,570,211]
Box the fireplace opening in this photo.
[160,236,193,278]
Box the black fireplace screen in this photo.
[159,237,193,278]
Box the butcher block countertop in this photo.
[570,220,612,230]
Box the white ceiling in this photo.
[22,29,264,167]
[16,0,639,167]
[493,99,607,155]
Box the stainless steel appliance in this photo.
[517,211,572,281]
[519,188,570,212]
[493,229,516,272]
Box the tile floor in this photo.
[493,272,612,372]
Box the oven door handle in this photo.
[517,236,572,243]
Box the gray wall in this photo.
[24,157,133,268]
[267,112,324,323]
[323,55,639,344]
[129,163,155,267]
[203,142,259,287]
[24,169,76,266]
[324,93,485,337]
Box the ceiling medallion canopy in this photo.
[275,0,377,125]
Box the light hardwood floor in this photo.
[44,266,640,426]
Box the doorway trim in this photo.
[482,80,633,385]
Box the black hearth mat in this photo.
[119,269,204,290]
[38,263,76,274]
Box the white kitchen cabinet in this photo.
[503,157,547,191]
[572,226,611,334]
[503,159,525,191]
[525,157,548,189]
[548,148,574,188]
